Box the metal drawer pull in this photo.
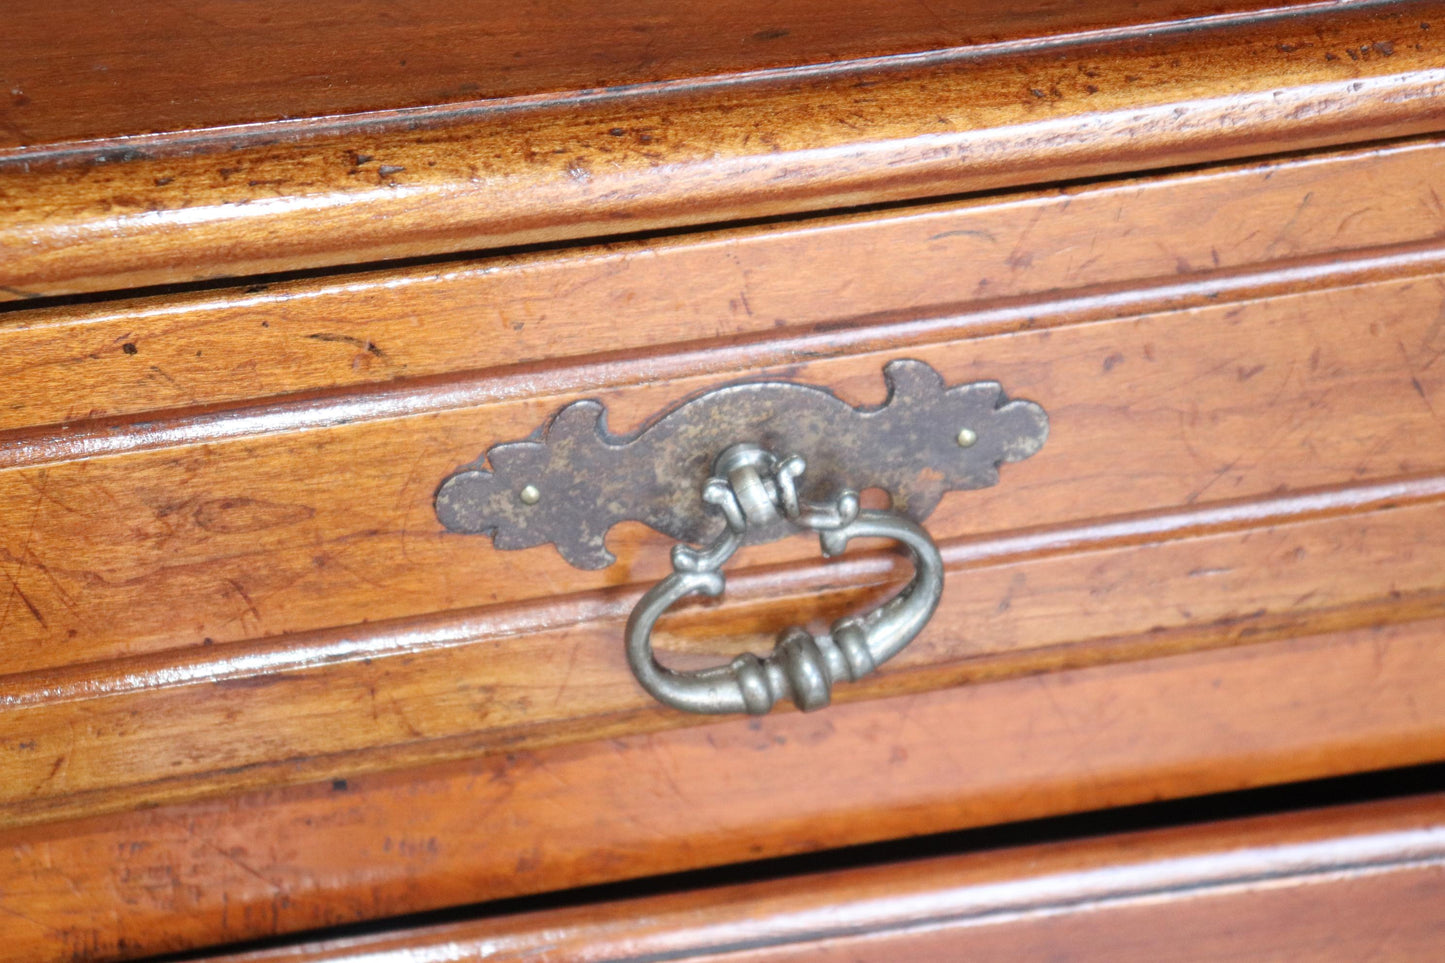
[625,443,944,715]
[434,359,1048,716]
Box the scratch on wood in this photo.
[305,332,386,358]
[0,471,47,635]
[8,582,46,627]
[225,577,262,624]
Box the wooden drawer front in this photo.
[2,138,1445,959]
[190,791,1445,963]
[4,1,1440,299]
[8,620,1445,962]
[3,139,1445,824]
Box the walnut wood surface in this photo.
[3,262,1443,674]
[2,15,1444,953]
[3,138,1443,433]
[2,2,1442,297]
[6,619,1445,962]
[0,0,1326,151]
[2,131,1444,824]
[4,479,1445,826]
[196,792,1445,963]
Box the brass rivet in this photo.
[519,484,541,505]
[956,427,978,448]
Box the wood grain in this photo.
[2,264,1443,674]
[3,5,1442,959]
[3,138,1443,433]
[0,0,1328,151]
[196,792,1445,963]
[3,477,1444,826]
[6,619,1445,962]
[3,2,1441,297]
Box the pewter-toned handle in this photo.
[434,359,1048,571]
[624,444,944,716]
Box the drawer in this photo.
[3,2,1445,959]
[4,137,1445,815]
[4,1,1443,298]
[189,786,1445,962]
[5,140,1445,959]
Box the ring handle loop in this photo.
[624,446,944,716]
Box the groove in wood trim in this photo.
[0,1,1364,169]
[7,626,1445,959]
[8,588,1445,833]
[6,3,1441,299]
[206,814,1445,962]
[939,471,1445,567]
[3,239,1444,471]
[4,471,1441,710]
[630,836,1445,951]
[834,836,1445,936]
[3,132,1439,322]
[542,837,1445,949]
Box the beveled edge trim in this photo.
[7,617,1445,961]
[2,1,1440,299]
[196,797,1445,962]
[2,239,1443,472]
[0,0,1368,169]
[5,470,1440,709]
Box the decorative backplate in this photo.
[434,359,1048,569]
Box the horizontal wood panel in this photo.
[6,7,1442,959]
[198,793,1445,963]
[3,477,1444,825]
[0,0,1325,151]
[5,619,1445,962]
[3,3,1441,297]
[2,267,1443,674]
[3,139,1443,432]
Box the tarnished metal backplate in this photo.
[434,359,1048,569]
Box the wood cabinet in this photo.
[1,1,1443,959]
